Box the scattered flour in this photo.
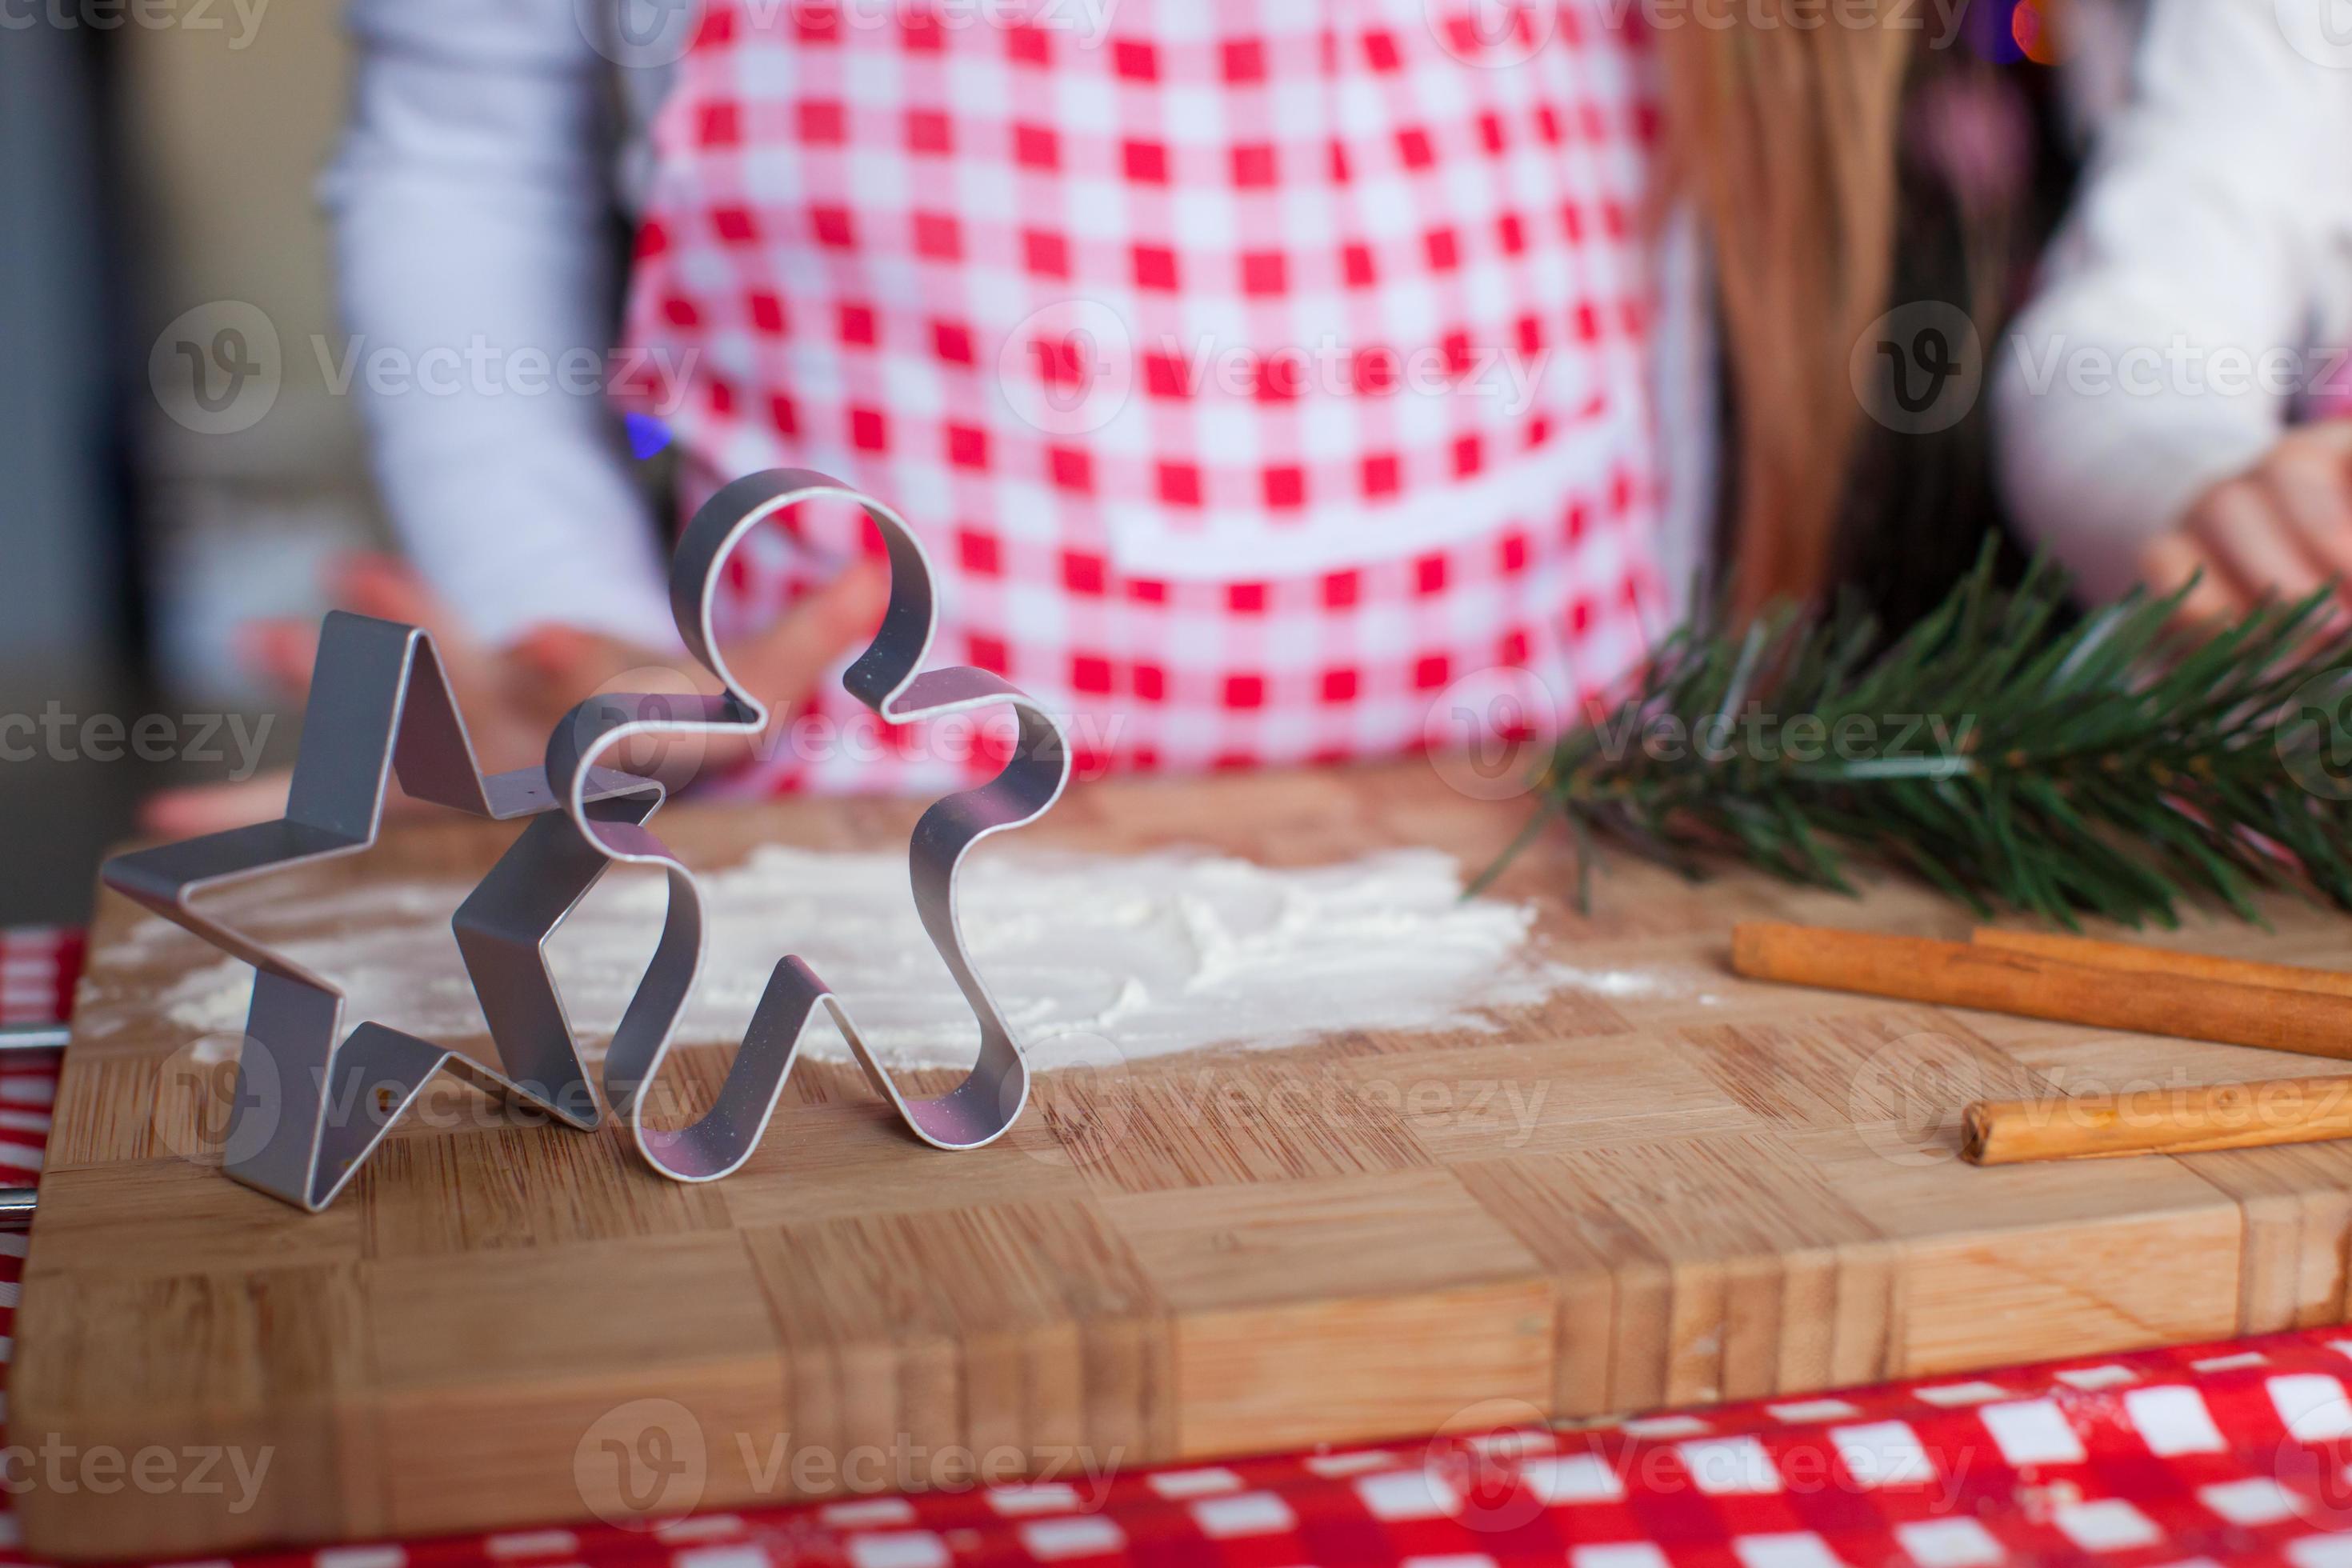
[126,846,1658,1070]
[1545,966,1673,1000]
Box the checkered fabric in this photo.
[0,931,77,1036]
[18,930,2352,1565]
[618,0,1670,792]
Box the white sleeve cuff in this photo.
[1996,338,2274,602]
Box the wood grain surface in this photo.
[19,763,2352,1558]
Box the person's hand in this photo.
[2141,422,2352,628]
[498,558,889,783]
[139,554,888,838]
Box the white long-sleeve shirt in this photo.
[1995,0,2352,602]
[324,0,682,649]
[326,0,1715,650]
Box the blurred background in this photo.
[0,0,2098,927]
[3,5,370,925]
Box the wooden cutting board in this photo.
[21,763,2352,1558]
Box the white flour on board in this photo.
[121,846,1678,1069]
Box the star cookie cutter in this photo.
[547,468,1071,1182]
[101,616,664,1211]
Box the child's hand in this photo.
[2141,422,2352,627]
[502,558,890,781]
[139,554,888,837]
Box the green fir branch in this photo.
[1529,541,2352,928]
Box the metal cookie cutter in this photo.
[546,468,1072,1182]
[102,617,662,1212]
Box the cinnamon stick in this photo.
[1970,928,2352,999]
[1963,1075,2352,1164]
[1729,922,2352,1062]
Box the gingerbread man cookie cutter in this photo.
[547,468,1072,1181]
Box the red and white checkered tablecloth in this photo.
[14,924,2352,1568]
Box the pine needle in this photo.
[1534,541,2352,927]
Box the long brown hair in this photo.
[1654,7,1917,614]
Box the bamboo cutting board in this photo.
[22,763,2352,1558]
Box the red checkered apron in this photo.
[620,0,1672,792]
